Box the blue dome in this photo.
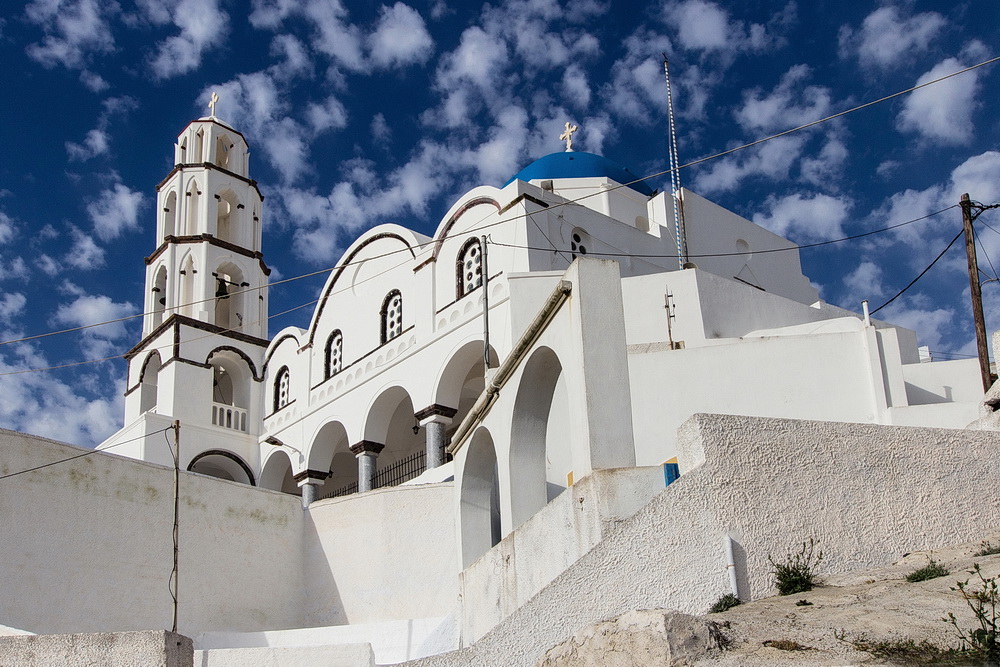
[504,151,655,197]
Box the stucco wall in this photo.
[0,630,192,667]
[303,483,460,627]
[0,429,304,637]
[413,414,1000,666]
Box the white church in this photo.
[1,109,997,666]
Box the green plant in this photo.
[708,593,741,613]
[976,541,1000,557]
[769,538,823,595]
[835,630,972,665]
[907,558,950,583]
[944,563,999,664]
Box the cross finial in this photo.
[208,91,220,118]
[559,121,578,152]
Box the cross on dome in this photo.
[208,91,220,118]
[559,122,578,152]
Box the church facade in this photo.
[85,111,989,658]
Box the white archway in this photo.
[460,427,501,568]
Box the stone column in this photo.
[350,441,385,492]
[293,469,331,509]
[414,404,458,469]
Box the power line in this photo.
[488,206,954,259]
[870,228,965,316]
[1,56,995,357]
[0,426,173,480]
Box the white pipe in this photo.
[447,280,573,455]
[724,534,739,599]
[862,299,870,327]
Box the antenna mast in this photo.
[663,56,688,269]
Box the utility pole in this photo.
[961,194,993,392]
[171,420,180,633]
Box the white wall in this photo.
[0,429,304,637]
[303,483,460,627]
[416,414,1000,666]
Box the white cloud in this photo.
[36,255,60,277]
[561,64,591,110]
[841,261,887,305]
[79,69,109,91]
[0,211,16,244]
[64,227,106,269]
[800,137,848,189]
[306,96,349,134]
[751,192,851,243]
[66,128,110,162]
[661,0,782,58]
[735,64,832,133]
[86,181,144,241]
[0,293,27,321]
[693,135,806,193]
[368,3,434,69]
[269,34,313,78]
[897,57,981,145]
[878,303,954,352]
[371,113,391,145]
[149,0,229,79]
[839,6,946,70]
[0,256,29,281]
[946,151,1000,204]
[25,0,117,70]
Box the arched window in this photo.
[162,191,177,238]
[457,237,483,297]
[185,180,201,236]
[380,290,403,344]
[325,330,343,379]
[274,367,290,412]
[151,266,168,328]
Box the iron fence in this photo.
[319,448,426,500]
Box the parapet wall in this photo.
[409,414,1000,666]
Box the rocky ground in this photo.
[538,531,1000,666]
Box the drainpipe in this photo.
[447,280,573,455]
[724,534,740,599]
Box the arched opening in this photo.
[380,290,403,344]
[457,237,483,298]
[188,450,255,485]
[259,448,299,495]
[509,346,569,530]
[151,265,168,328]
[194,129,204,164]
[460,427,501,568]
[324,330,343,380]
[214,134,234,169]
[162,191,177,238]
[208,349,252,432]
[185,180,201,236]
[179,255,196,318]
[138,352,161,414]
[308,421,354,499]
[364,386,424,489]
[435,340,498,442]
[214,262,246,331]
[215,190,240,244]
[273,366,290,413]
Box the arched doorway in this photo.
[308,421,354,498]
[364,386,424,489]
[460,427,501,568]
[258,448,299,495]
[509,346,570,529]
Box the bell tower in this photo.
[102,97,271,486]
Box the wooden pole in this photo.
[961,194,992,392]
[171,420,180,633]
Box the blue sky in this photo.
[0,0,998,446]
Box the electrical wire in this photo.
[487,206,955,259]
[1,56,996,363]
[0,426,173,480]
[869,228,965,315]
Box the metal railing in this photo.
[319,449,426,500]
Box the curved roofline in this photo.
[430,186,505,260]
[306,224,425,347]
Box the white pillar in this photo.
[350,441,384,492]
[415,404,458,469]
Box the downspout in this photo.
[447,280,573,455]
[724,534,740,599]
